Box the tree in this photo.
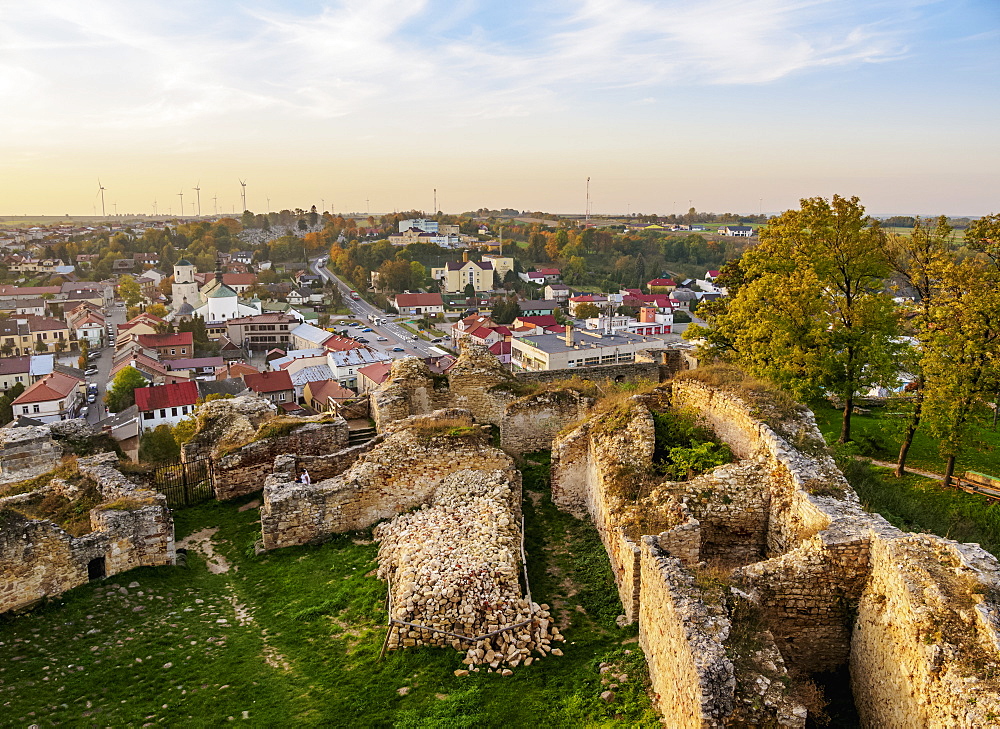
[0,383,25,424]
[491,297,522,325]
[146,303,168,318]
[879,216,955,476]
[575,302,602,319]
[687,195,900,442]
[34,339,48,353]
[464,283,476,300]
[139,424,180,464]
[106,366,148,413]
[117,275,142,306]
[921,257,1000,486]
[78,340,89,369]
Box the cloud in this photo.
[0,0,940,143]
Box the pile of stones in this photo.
[375,468,564,669]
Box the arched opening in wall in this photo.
[87,557,106,581]
[614,375,625,383]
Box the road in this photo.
[61,303,126,424]
[309,258,445,360]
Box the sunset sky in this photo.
[1,0,998,218]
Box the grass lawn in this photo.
[812,403,1000,477]
[0,457,657,727]
[812,404,1000,557]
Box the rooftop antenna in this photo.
[213,194,218,215]
[193,181,201,217]
[96,179,106,217]
[239,178,247,212]
[178,190,184,218]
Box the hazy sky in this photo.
[1,0,998,217]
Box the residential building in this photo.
[431,254,496,293]
[243,370,295,405]
[568,294,609,317]
[166,357,225,377]
[357,361,393,394]
[510,326,664,372]
[398,218,438,234]
[215,361,260,381]
[0,316,70,356]
[719,226,754,237]
[137,332,194,360]
[647,278,677,293]
[135,381,199,431]
[303,379,357,413]
[0,354,54,392]
[12,371,84,423]
[544,284,571,302]
[226,313,299,350]
[393,293,445,317]
[518,300,560,317]
[481,255,515,281]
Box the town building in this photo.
[11,371,84,422]
[226,313,300,351]
[393,293,445,317]
[135,381,199,431]
[243,370,295,406]
[510,326,664,372]
[0,354,54,392]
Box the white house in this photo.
[135,381,199,431]
[12,371,84,423]
[719,226,754,237]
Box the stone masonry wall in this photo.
[851,536,1000,727]
[0,426,64,485]
[500,390,594,456]
[212,419,350,500]
[261,411,517,550]
[0,453,174,614]
[638,536,735,727]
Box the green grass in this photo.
[813,403,1000,477]
[838,457,1000,556]
[0,460,658,727]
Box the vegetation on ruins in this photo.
[0,463,659,726]
[1,462,101,537]
[138,424,181,464]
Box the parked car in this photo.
[431,338,442,343]
[376,336,388,342]
[361,328,373,333]
[410,335,419,342]
[87,393,97,404]
[356,337,370,344]
[84,366,98,376]
[391,347,405,352]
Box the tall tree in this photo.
[117,274,142,306]
[686,195,900,442]
[106,366,148,413]
[921,257,1000,486]
[879,216,955,476]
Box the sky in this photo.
[1,0,998,218]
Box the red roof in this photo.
[137,332,194,349]
[647,278,676,287]
[358,361,392,385]
[514,315,558,327]
[215,362,260,379]
[395,292,444,308]
[707,270,720,277]
[134,381,198,411]
[537,268,560,275]
[13,372,82,405]
[467,326,500,341]
[120,313,166,331]
[244,369,294,394]
[488,341,511,356]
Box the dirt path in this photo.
[177,527,231,574]
[865,458,944,481]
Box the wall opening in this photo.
[87,556,106,581]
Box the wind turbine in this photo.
[266,194,270,212]
[96,180,106,217]
[178,190,184,218]
[152,199,158,216]
[193,181,201,217]
[239,179,247,212]
[213,194,218,216]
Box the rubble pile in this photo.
[375,468,564,669]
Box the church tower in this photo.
[172,259,199,313]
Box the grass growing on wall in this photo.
[0,460,659,726]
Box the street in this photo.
[57,302,126,424]
[309,258,447,360]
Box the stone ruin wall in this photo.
[370,345,678,457]
[210,420,350,501]
[0,426,65,485]
[260,411,516,550]
[551,378,1000,726]
[0,452,175,614]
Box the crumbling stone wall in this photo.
[0,453,174,614]
[0,426,63,484]
[552,379,1000,724]
[261,410,516,550]
[211,419,350,500]
[851,536,1000,727]
[499,389,594,456]
[180,395,279,462]
[370,358,451,431]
